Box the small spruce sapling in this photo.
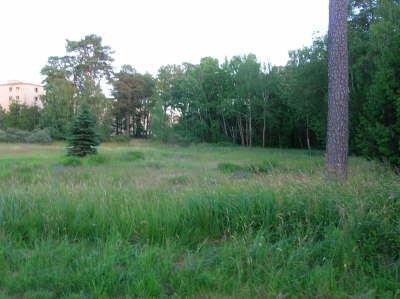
[67,103,100,157]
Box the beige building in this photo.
[0,80,44,110]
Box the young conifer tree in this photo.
[67,103,100,157]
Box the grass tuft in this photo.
[60,156,83,167]
[87,154,108,165]
[217,162,243,172]
[120,151,145,161]
[168,175,191,185]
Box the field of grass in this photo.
[0,140,399,298]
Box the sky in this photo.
[0,0,329,86]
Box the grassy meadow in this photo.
[0,140,399,298]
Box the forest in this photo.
[1,0,399,167]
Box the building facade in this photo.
[0,80,44,110]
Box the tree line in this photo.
[0,0,398,167]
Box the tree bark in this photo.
[326,0,349,179]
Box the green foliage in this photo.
[39,78,76,139]
[40,34,114,140]
[87,154,108,165]
[354,1,400,167]
[0,130,7,142]
[60,156,83,167]
[167,175,191,185]
[6,128,31,140]
[150,52,328,149]
[217,162,243,172]
[247,161,278,173]
[143,0,399,169]
[0,128,51,143]
[2,103,41,131]
[215,141,238,147]
[20,14,397,170]
[25,129,52,144]
[67,104,100,157]
[111,65,155,137]
[0,128,29,142]
[120,151,145,161]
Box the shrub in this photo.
[0,130,8,142]
[0,128,52,144]
[5,128,30,141]
[25,129,52,144]
[0,128,30,142]
[121,151,145,162]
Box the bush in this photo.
[121,151,145,162]
[25,129,52,144]
[0,128,30,142]
[0,128,52,144]
[5,128,30,141]
[0,130,8,142]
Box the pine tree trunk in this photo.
[326,0,349,179]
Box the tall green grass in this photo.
[0,142,399,298]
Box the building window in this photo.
[34,97,38,101]
[9,87,12,92]
[35,88,38,93]
[9,96,12,100]
[16,96,20,100]
[16,87,20,91]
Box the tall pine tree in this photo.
[326,0,349,179]
[67,103,100,157]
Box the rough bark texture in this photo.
[326,0,349,179]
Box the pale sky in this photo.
[1,0,328,86]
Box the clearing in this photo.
[0,141,399,298]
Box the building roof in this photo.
[0,80,43,87]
